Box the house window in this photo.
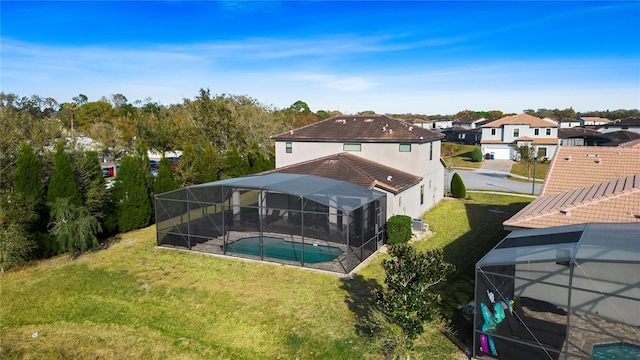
[513,129,520,137]
[537,147,547,158]
[430,142,433,160]
[420,185,424,205]
[286,142,292,153]
[491,129,496,136]
[534,128,540,136]
[399,144,411,152]
[343,143,361,152]
[546,128,551,136]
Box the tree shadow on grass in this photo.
[340,274,383,336]
[435,200,530,353]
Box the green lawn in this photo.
[441,143,482,169]
[0,194,531,359]
[511,161,550,181]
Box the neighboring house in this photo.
[599,117,640,135]
[441,127,481,145]
[271,114,444,219]
[503,146,640,230]
[403,118,453,129]
[503,174,640,230]
[263,153,423,222]
[452,117,491,129]
[554,117,582,128]
[480,113,559,160]
[558,127,601,146]
[577,116,611,126]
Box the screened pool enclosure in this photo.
[155,173,387,274]
[474,223,640,360]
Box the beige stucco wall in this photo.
[274,140,444,220]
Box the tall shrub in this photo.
[471,147,483,162]
[451,172,466,198]
[386,215,412,245]
[371,245,454,357]
[154,157,180,195]
[113,155,152,232]
[46,142,82,207]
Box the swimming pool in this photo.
[221,236,343,264]
[591,342,640,360]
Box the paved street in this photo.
[446,168,541,195]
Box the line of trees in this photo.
[1,89,335,270]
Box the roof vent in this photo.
[290,130,294,135]
[595,158,602,164]
[560,209,571,217]
[585,154,599,158]
[335,119,346,124]
[632,212,640,219]
[389,129,393,134]
[364,118,374,122]
[564,156,571,161]
[387,175,393,181]
[409,126,413,131]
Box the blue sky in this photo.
[2,1,639,115]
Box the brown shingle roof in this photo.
[482,113,558,128]
[271,114,443,143]
[609,117,640,126]
[541,146,640,195]
[558,127,601,139]
[263,153,422,194]
[503,174,640,229]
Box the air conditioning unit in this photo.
[412,218,425,231]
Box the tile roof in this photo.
[271,114,443,143]
[618,138,640,149]
[532,138,559,145]
[503,174,640,229]
[482,113,558,128]
[263,152,422,194]
[541,146,640,195]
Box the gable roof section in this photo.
[271,114,443,143]
[503,174,640,229]
[482,113,558,128]
[262,152,422,194]
[541,146,640,195]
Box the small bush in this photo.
[386,215,412,245]
[471,147,483,162]
[451,173,466,199]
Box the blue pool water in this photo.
[221,236,343,264]
[591,342,640,360]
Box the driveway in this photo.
[447,166,540,195]
[480,159,515,173]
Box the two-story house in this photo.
[599,117,640,135]
[270,114,444,220]
[480,113,559,160]
[577,116,611,126]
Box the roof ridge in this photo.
[506,174,640,225]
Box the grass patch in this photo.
[511,161,550,181]
[441,143,482,169]
[412,194,532,350]
[1,194,530,359]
